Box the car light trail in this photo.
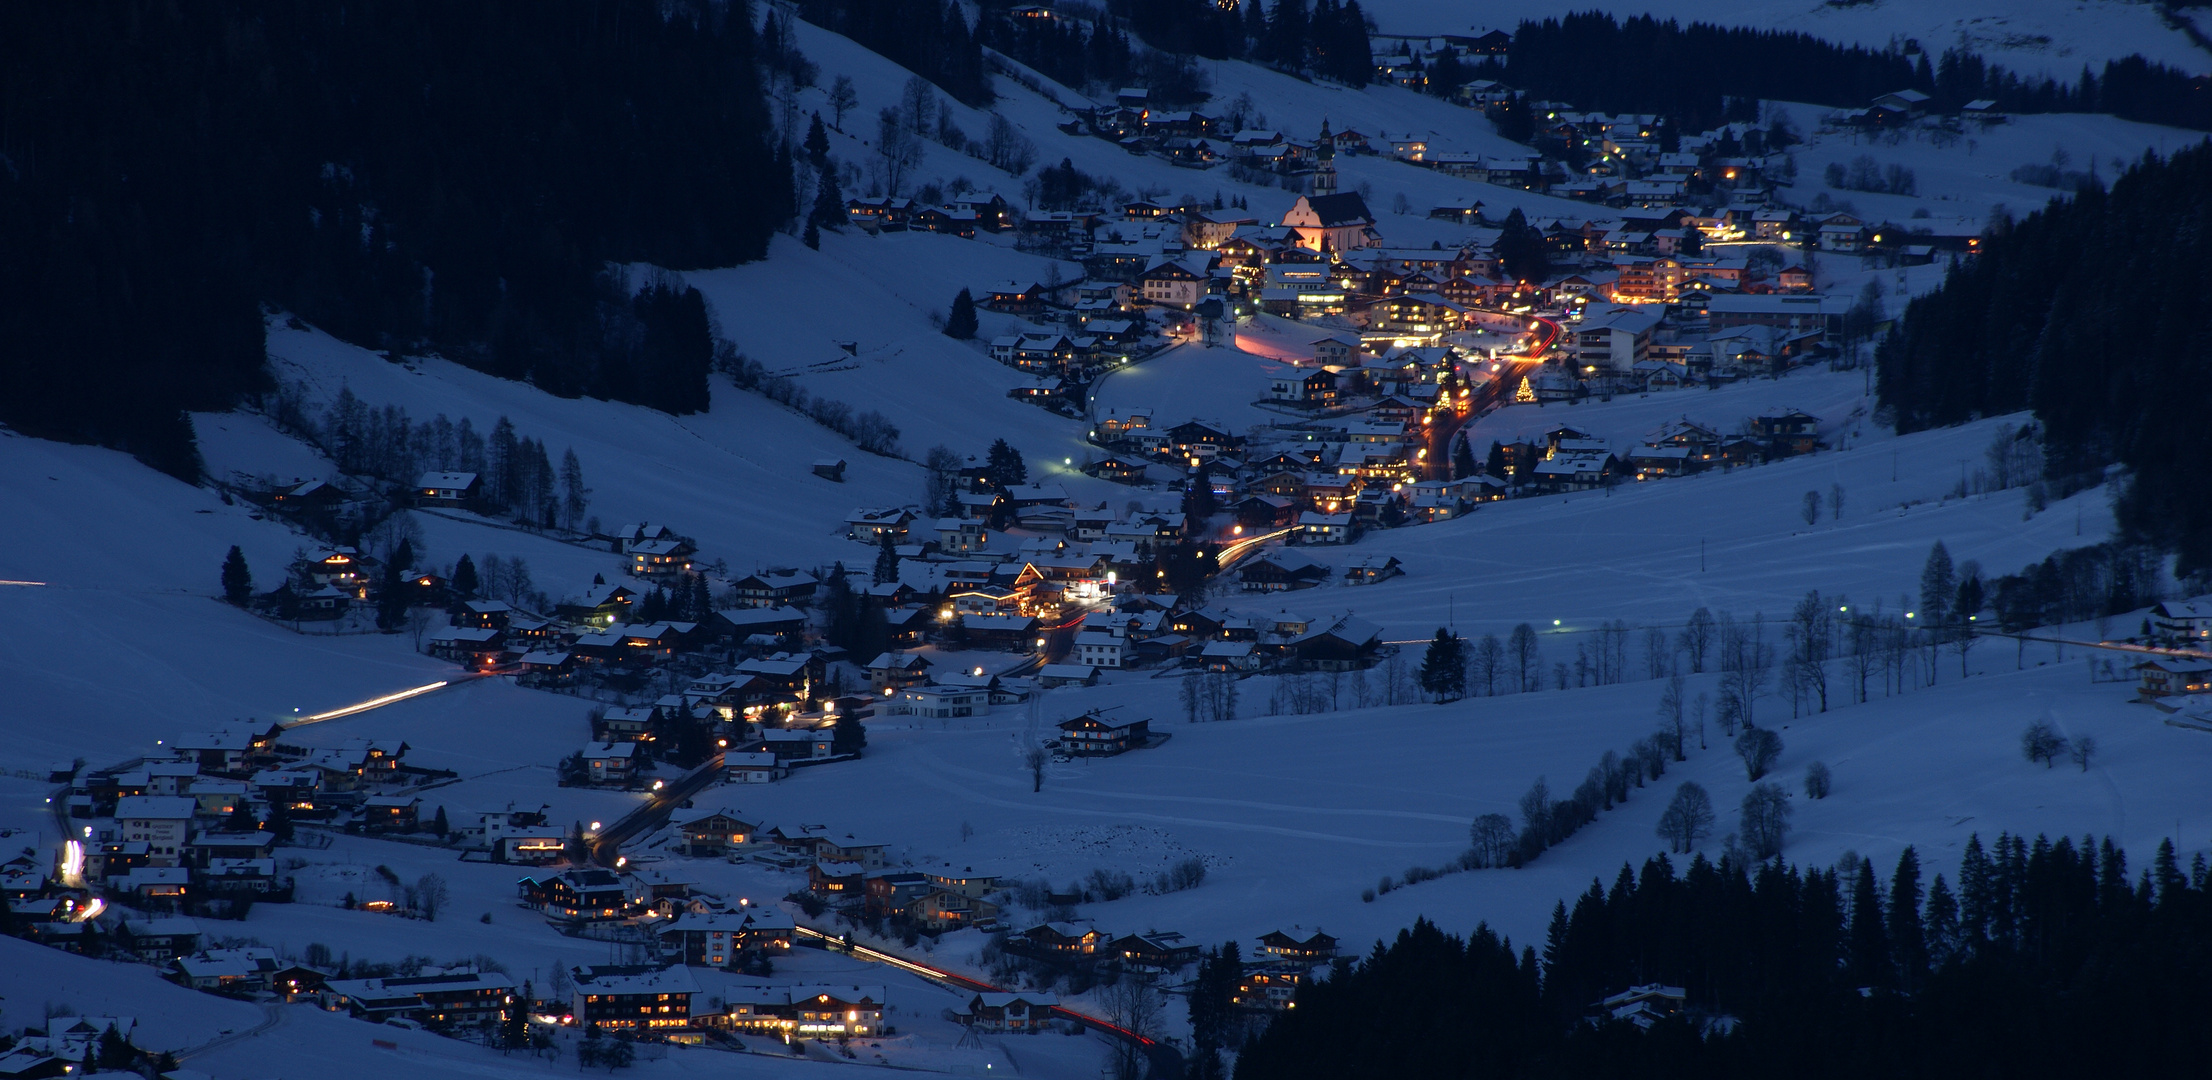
[294,680,450,724]
[793,926,1154,1045]
[0,580,47,586]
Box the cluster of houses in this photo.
[43,723,454,915]
[2129,597,2212,730]
[1478,410,1826,493]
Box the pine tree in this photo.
[1419,628,1467,701]
[1919,540,1955,626]
[984,438,1027,489]
[452,553,479,597]
[810,166,846,231]
[221,545,253,605]
[1486,441,1509,480]
[376,559,409,631]
[833,712,868,755]
[1887,846,1927,988]
[1923,872,1960,967]
[1847,859,1891,987]
[803,112,831,169]
[945,288,979,339]
[1452,433,1477,480]
[803,217,821,249]
[559,447,588,530]
[873,533,901,585]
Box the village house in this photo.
[656,907,795,966]
[519,868,632,920]
[2135,659,2212,699]
[725,986,887,1039]
[2149,598,2212,643]
[322,970,516,1028]
[961,992,1060,1033]
[581,742,641,786]
[677,809,757,856]
[114,795,195,868]
[1258,928,1339,962]
[728,569,819,608]
[570,964,697,1032]
[1056,711,1152,756]
[414,471,482,508]
[1109,932,1201,974]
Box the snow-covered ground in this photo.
[1769,102,2209,229]
[1359,0,2212,79]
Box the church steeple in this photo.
[1312,118,1337,196]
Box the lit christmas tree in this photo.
[1514,375,1536,403]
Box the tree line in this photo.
[1877,142,2212,575]
[1480,12,2212,132]
[0,2,781,481]
[796,0,991,105]
[1113,0,1376,86]
[1236,833,2212,1079]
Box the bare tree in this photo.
[1738,783,1793,859]
[2069,735,2097,771]
[828,75,858,131]
[1735,727,1784,780]
[1508,623,1541,692]
[1829,482,1846,520]
[2021,721,2069,768]
[1467,813,1515,868]
[1024,746,1049,792]
[1789,590,1832,712]
[415,873,449,922]
[1469,634,1504,697]
[1803,761,1832,798]
[1656,781,1715,853]
[1677,607,1715,673]
[1656,673,1687,760]
[898,76,938,141]
[1801,489,1823,526]
[1643,626,1673,680]
[1099,978,1164,1080]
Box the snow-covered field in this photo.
[1770,102,2209,229]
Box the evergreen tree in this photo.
[1923,872,1961,967]
[1887,846,1928,988]
[1451,433,1477,480]
[559,447,588,530]
[832,712,868,755]
[376,559,409,631]
[1418,628,1467,701]
[945,288,980,340]
[1486,440,1510,480]
[1847,858,1891,987]
[1920,541,1955,627]
[873,534,902,585]
[220,546,253,605]
[810,166,846,231]
[803,217,821,250]
[1183,461,1218,521]
[803,112,831,169]
[452,553,479,597]
[983,438,1027,489]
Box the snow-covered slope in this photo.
[1360,0,2212,79]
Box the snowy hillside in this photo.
[1361,0,2212,78]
